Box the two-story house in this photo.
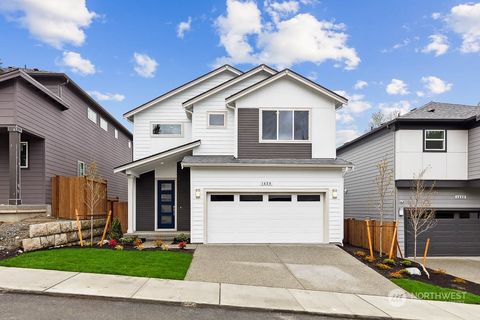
[0,67,132,221]
[338,102,480,256]
[115,64,352,244]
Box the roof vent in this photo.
[427,108,435,112]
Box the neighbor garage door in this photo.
[406,210,480,256]
[207,193,324,243]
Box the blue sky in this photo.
[1,0,479,144]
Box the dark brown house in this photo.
[0,68,132,219]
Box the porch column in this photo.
[8,126,22,205]
[127,174,137,233]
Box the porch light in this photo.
[195,188,201,199]
[331,188,338,199]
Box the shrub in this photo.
[376,263,392,270]
[154,239,164,248]
[399,269,409,275]
[108,239,118,248]
[119,236,136,245]
[110,218,123,240]
[364,255,375,263]
[354,250,366,257]
[389,271,403,279]
[115,245,124,250]
[383,258,396,266]
[178,241,187,250]
[161,243,170,251]
[135,244,144,251]
[432,268,446,275]
[173,233,189,243]
[401,260,412,267]
[133,238,143,247]
[452,277,467,284]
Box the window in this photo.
[268,195,292,202]
[435,211,454,219]
[208,112,226,127]
[297,195,321,202]
[20,142,28,169]
[240,195,263,202]
[210,194,234,202]
[77,161,86,176]
[114,129,118,139]
[128,141,132,149]
[152,123,182,136]
[100,117,108,131]
[261,110,309,141]
[424,130,445,151]
[87,108,97,123]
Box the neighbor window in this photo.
[297,195,321,202]
[100,117,108,131]
[424,130,445,151]
[114,129,118,139]
[208,112,226,127]
[87,107,97,123]
[210,194,234,202]
[240,195,263,202]
[261,110,309,141]
[268,195,292,202]
[20,142,28,169]
[152,123,182,136]
[77,161,86,176]
[128,141,132,149]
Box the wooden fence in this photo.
[344,218,398,256]
[108,199,128,233]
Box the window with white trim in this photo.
[261,110,309,141]
[77,161,86,176]
[208,112,226,127]
[152,123,182,136]
[20,142,28,169]
[114,129,118,139]
[424,130,445,151]
[128,141,132,149]
[87,108,97,123]
[100,117,108,131]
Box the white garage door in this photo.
[207,193,324,243]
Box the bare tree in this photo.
[84,161,106,245]
[375,157,393,256]
[407,168,437,259]
[369,111,386,130]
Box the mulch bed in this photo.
[69,244,194,254]
[342,244,480,296]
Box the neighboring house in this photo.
[0,68,132,219]
[115,64,352,244]
[338,102,480,256]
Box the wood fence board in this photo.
[344,218,397,256]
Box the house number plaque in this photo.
[261,181,272,186]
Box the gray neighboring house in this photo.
[338,102,480,257]
[0,67,132,221]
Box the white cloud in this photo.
[379,100,412,119]
[60,51,95,75]
[0,0,97,48]
[88,91,125,102]
[416,91,425,97]
[446,3,480,53]
[386,79,409,95]
[133,53,158,78]
[334,90,372,124]
[382,38,410,53]
[421,76,452,94]
[177,17,192,38]
[431,12,441,20]
[215,0,360,70]
[336,129,360,146]
[354,80,368,90]
[422,34,449,56]
[265,0,299,23]
[336,112,354,124]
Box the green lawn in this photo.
[392,279,480,305]
[0,248,193,280]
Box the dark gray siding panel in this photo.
[136,171,154,231]
[0,81,16,125]
[468,126,480,179]
[0,133,8,203]
[237,108,311,159]
[21,137,45,204]
[176,162,191,231]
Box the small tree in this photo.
[84,161,106,245]
[375,157,393,256]
[407,168,437,259]
[369,111,386,129]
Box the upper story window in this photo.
[20,142,28,169]
[87,107,97,123]
[424,129,446,151]
[114,129,118,139]
[152,123,183,137]
[128,141,132,149]
[77,161,86,176]
[208,112,226,128]
[261,109,309,142]
[100,117,108,131]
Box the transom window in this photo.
[20,142,28,169]
[152,123,182,136]
[87,107,97,123]
[208,112,226,127]
[261,110,309,141]
[100,117,108,131]
[114,129,118,139]
[424,130,445,151]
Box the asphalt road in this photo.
[0,292,349,320]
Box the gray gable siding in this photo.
[0,81,16,125]
[338,128,396,221]
[468,126,480,179]
[20,137,45,204]
[0,134,8,203]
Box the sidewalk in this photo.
[0,266,478,320]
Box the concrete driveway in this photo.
[422,257,480,284]
[185,244,400,296]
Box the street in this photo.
[0,292,348,320]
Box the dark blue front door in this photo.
[157,180,175,229]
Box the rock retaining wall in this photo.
[22,219,106,252]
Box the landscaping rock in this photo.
[405,267,422,276]
[22,238,42,252]
[29,223,48,238]
[46,222,61,235]
[54,233,68,246]
[40,235,55,247]
[59,221,74,233]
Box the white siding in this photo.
[192,72,270,155]
[132,72,236,160]
[190,167,344,244]
[234,77,337,158]
[395,130,468,180]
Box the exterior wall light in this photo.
[195,188,201,199]
[331,188,338,199]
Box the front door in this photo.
[157,180,175,229]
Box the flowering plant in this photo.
[178,241,187,250]
[108,239,118,248]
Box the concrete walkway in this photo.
[0,267,478,319]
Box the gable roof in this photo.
[225,69,348,108]
[124,65,242,121]
[182,64,277,109]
